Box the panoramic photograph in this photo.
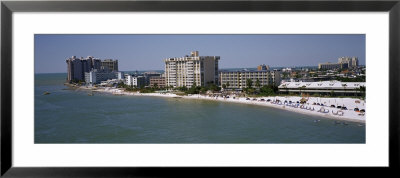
[34,34,366,143]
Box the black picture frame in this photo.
[1,0,399,177]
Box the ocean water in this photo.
[35,73,365,143]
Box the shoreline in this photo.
[183,94,365,123]
[78,86,366,123]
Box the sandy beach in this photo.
[86,86,366,123]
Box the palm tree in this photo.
[222,84,227,89]
[255,79,261,90]
[246,79,253,89]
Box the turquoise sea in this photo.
[35,73,365,143]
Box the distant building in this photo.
[66,56,119,83]
[338,57,359,68]
[164,51,220,88]
[136,76,146,88]
[66,56,84,82]
[101,59,119,71]
[143,72,162,86]
[84,69,122,84]
[220,70,281,90]
[116,71,125,80]
[124,74,134,86]
[318,56,358,70]
[318,62,348,70]
[149,76,166,88]
[124,74,145,88]
[278,80,365,96]
[85,56,102,71]
[257,64,270,71]
[282,67,292,72]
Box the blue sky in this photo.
[34,34,365,73]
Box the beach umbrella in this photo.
[300,97,308,104]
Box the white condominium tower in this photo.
[164,51,220,88]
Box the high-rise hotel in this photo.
[66,56,119,83]
[164,51,220,88]
[66,56,102,82]
[101,59,119,71]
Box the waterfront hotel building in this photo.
[124,74,145,88]
[66,56,119,83]
[66,56,101,82]
[101,59,119,71]
[149,76,166,88]
[164,51,220,88]
[220,70,281,90]
[85,70,124,85]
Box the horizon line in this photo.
[34,65,328,74]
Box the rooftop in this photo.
[279,80,365,90]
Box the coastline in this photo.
[78,86,366,123]
[183,94,365,123]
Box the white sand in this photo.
[87,87,366,123]
[184,94,366,123]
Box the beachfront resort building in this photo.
[143,72,162,86]
[66,56,119,83]
[101,59,119,71]
[220,70,281,90]
[84,70,124,85]
[66,56,84,82]
[278,81,366,96]
[164,51,220,88]
[149,76,166,88]
[66,56,101,82]
[124,74,145,88]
